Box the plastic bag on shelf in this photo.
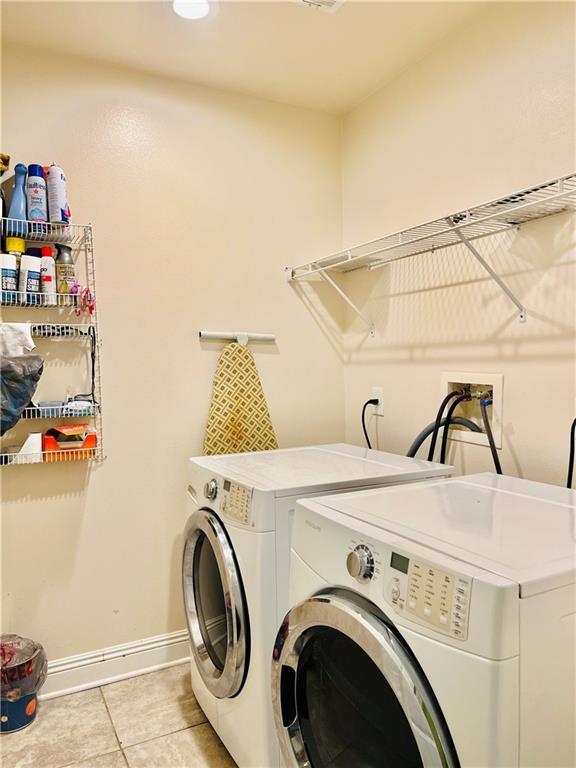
[0,355,44,435]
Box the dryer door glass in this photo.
[272,590,459,768]
[193,532,228,670]
[182,507,249,699]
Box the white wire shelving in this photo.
[1,290,79,308]
[1,217,87,245]
[1,219,104,468]
[31,322,96,338]
[0,447,100,467]
[286,173,576,329]
[21,404,98,420]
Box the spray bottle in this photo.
[6,164,28,237]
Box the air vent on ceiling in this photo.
[300,0,345,13]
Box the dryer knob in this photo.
[204,478,218,501]
[347,545,374,583]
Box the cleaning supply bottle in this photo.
[46,164,71,224]
[6,164,28,237]
[18,251,41,305]
[1,247,18,304]
[55,243,76,294]
[26,164,48,235]
[39,246,57,306]
[5,237,25,299]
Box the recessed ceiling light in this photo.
[173,0,210,20]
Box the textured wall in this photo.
[1,45,344,658]
[340,2,575,484]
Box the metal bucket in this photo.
[1,635,47,733]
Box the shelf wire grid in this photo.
[1,217,89,245]
[289,173,576,278]
[0,447,101,466]
[21,404,99,420]
[1,222,104,467]
[31,322,96,338]
[1,290,79,308]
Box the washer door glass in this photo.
[182,507,249,699]
[272,590,460,768]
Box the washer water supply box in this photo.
[1,634,47,733]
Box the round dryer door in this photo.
[272,589,460,768]
[182,508,249,699]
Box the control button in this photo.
[346,545,375,583]
[440,614,448,625]
[408,598,417,610]
[204,478,218,501]
[423,606,432,617]
[391,585,401,602]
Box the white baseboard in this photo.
[41,630,190,700]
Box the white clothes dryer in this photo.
[182,444,453,768]
[272,473,576,768]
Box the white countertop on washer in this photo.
[312,473,576,596]
[189,444,453,496]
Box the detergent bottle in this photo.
[6,164,28,237]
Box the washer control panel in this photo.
[221,479,253,525]
[388,552,472,641]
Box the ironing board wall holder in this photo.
[198,331,276,346]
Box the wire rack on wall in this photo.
[0,448,100,466]
[31,322,96,338]
[0,219,104,468]
[286,172,576,329]
[1,290,79,308]
[20,404,99,420]
[1,218,87,245]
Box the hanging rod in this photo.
[198,331,276,346]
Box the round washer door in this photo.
[182,507,249,699]
[271,589,460,768]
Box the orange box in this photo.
[42,425,97,462]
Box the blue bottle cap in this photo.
[14,163,27,174]
[28,164,44,177]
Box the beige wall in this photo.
[340,2,575,485]
[0,45,345,658]
[1,1,575,663]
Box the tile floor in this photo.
[0,664,237,768]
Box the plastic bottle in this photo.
[55,244,76,294]
[5,237,25,300]
[18,253,41,305]
[6,164,28,237]
[46,164,71,224]
[26,164,48,235]
[1,251,18,304]
[39,246,57,306]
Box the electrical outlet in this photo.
[371,387,385,416]
[440,372,503,448]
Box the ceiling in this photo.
[2,1,482,114]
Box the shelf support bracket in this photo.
[319,269,375,337]
[446,218,526,322]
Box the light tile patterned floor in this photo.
[0,664,236,768]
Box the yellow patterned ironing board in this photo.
[203,342,278,455]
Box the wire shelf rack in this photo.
[31,322,96,338]
[0,447,100,466]
[21,404,98,420]
[288,173,576,278]
[1,217,89,245]
[1,220,104,467]
[286,172,575,328]
[1,290,78,308]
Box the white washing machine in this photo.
[271,473,576,768]
[182,444,453,768]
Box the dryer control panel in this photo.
[388,552,471,641]
[221,480,253,526]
